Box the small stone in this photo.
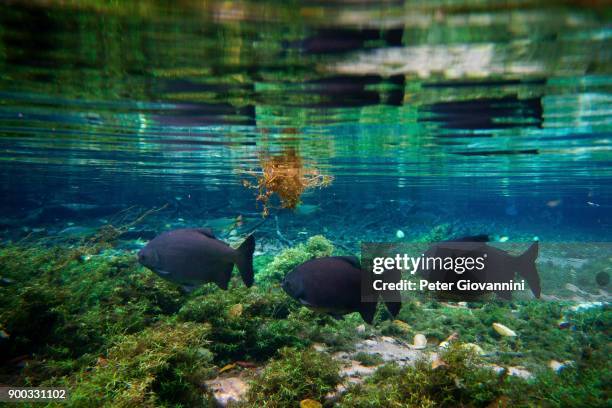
[381,336,396,344]
[205,377,249,406]
[507,366,533,379]
[396,230,405,239]
[356,324,366,334]
[492,323,517,337]
[312,343,326,352]
[549,360,572,373]
[412,334,427,349]
[300,399,322,408]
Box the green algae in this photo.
[0,236,609,406]
[0,244,183,385]
[338,341,611,407]
[255,235,333,285]
[67,320,214,407]
[244,347,341,407]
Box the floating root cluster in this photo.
[241,148,333,216]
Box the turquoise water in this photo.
[0,1,610,247]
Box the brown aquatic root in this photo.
[87,203,169,245]
[240,148,333,217]
[46,203,168,272]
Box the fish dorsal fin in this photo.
[336,256,361,269]
[195,228,216,239]
[449,235,489,243]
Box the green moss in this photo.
[339,344,496,407]
[245,347,341,407]
[177,285,311,363]
[67,320,214,407]
[255,235,333,285]
[0,244,183,384]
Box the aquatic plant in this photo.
[177,285,310,364]
[68,320,214,407]
[0,244,183,384]
[256,235,334,285]
[245,347,341,407]
[241,148,333,217]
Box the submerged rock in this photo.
[493,323,517,337]
[205,375,251,407]
[412,333,427,349]
[549,359,573,373]
[300,399,322,408]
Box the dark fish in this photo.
[138,228,254,291]
[418,236,540,300]
[282,256,400,324]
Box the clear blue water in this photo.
[0,1,610,246]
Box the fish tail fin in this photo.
[517,242,540,298]
[236,234,255,287]
[358,302,377,324]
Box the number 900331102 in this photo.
[1,387,68,402]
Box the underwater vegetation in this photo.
[338,341,611,408]
[245,347,341,407]
[0,231,609,407]
[68,320,214,407]
[256,234,334,285]
[241,148,333,217]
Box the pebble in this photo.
[313,343,327,352]
[300,399,322,408]
[356,324,366,334]
[549,360,573,373]
[412,334,427,349]
[492,323,517,337]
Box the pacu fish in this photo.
[417,235,540,300]
[138,228,254,291]
[282,256,401,324]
